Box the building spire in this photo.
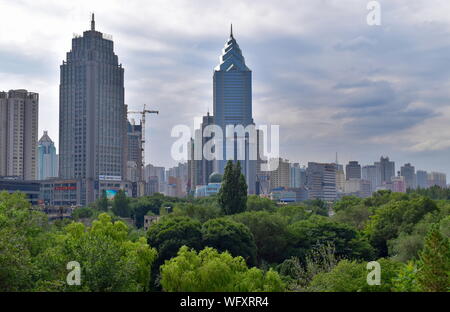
[230,23,233,38]
[91,13,95,31]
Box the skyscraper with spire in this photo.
[37,131,58,180]
[59,14,127,204]
[213,25,256,193]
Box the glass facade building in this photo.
[213,26,256,193]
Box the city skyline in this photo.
[1,1,450,177]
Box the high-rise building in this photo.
[391,173,406,193]
[37,131,58,180]
[343,178,372,198]
[126,120,142,183]
[290,163,306,188]
[362,165,380,193]
[427,172,447,188]
[213,26,256,194]
[144,164,166,195]
[345,161,361,180]
[59,15,127,204]
[375,156,395,184]
[0,89,38,180]
[400,163,416,190]
[188,113,215,193]
[335,163,345,193]
[269,158,290,190]
[416,170,428,189]
[306,162,337,202]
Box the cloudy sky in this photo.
[1,0,450,176]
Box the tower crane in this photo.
[127,104,159,181]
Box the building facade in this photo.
[427,172,447,188]
[0,89,39,180]
[416,170,428,189]
[126,120,142,183]
[346,161,361,180]
[59,15,127,204]
[213,26,256,194]
[38,131,58,180]
[306,162,337,202]
[375,156,395,185]
[269,158,291,190]
[400,163,416,190]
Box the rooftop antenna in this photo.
[91,13,95,31]
[230,23,233,38]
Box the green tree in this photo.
[202,218,257,265]
[246,195,276,212]
[287,215,374,261]
[333,204,371,230]
[0,191,49,291]
[98,190,109,211]
[147,216,203,263]
[366,196,437,257]
[160,246,285,292]
[34,213,158,291]
[308,258,402,292]
[416,224,450,292]
[172,202,222,223]
[131,194,165,228]
[231,211,289,263]
[112,190,131,217]
[218,160,247,215]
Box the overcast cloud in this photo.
[1,0,449,176]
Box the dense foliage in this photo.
[0,188,449,292]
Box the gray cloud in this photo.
[0,0,450,177]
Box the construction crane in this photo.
[127,104,159,177]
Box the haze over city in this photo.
[1,0,450,176]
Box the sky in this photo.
[1,0,450,177]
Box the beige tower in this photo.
[0,89,39,180]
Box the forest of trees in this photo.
[1,161,449,292]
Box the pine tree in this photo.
[417,224,450,292]
[218,160,248,215]
[98,190,109,211]
[112,190,130,217]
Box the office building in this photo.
[59,15,127,204]
[213,26,256,194]
[416,170,428,189]
[38,131,58,180]
[427,172,447,188]
[400,163,416,190]
[306,162,337,201]
[335,163,345,193]
[290,163,306,188]
[188,113,214,193]
[375,156,395,184]
[0,89,39,180]
[0,177,40,205]
[126,120,142,183]
[269,158,290,190]
[362,164,381,193]
[346,161,361,180]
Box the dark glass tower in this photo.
[213,25,256,193]
[59,14,127,204]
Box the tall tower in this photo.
[59,14,127,204]
[0,89,38,180]
[38,131,58,180]
[213,25,256,193]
